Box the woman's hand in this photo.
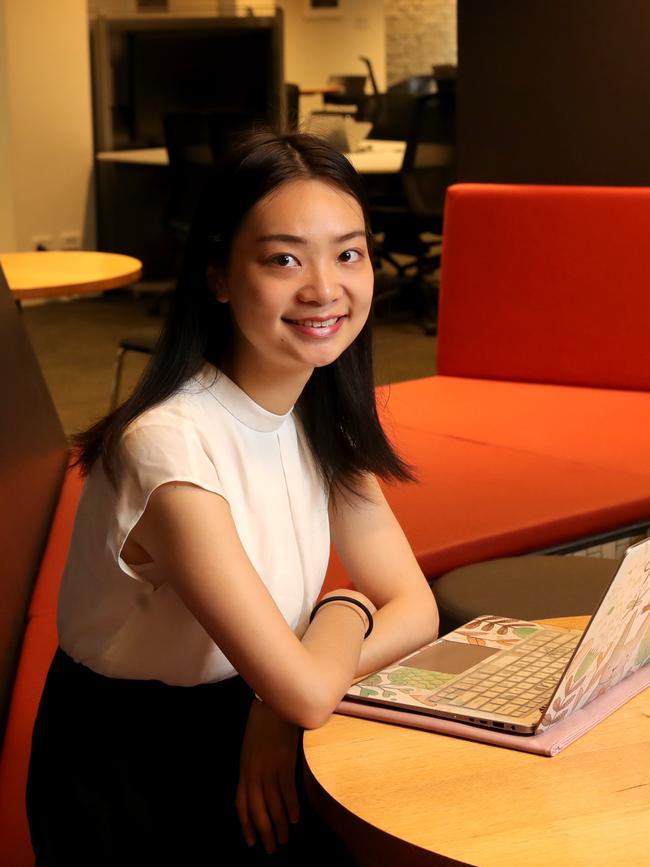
[236,698,301,855]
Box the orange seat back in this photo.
[437,183,650,391]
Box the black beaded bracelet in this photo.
[309,595,374,639]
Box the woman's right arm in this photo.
[129,481,373,729]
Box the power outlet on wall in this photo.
[31,234,54,251]
[60,231,82,250]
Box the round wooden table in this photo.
[0,251,142,301]
[303,617,650,866]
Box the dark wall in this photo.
[457,0,650,184]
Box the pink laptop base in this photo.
[336,664,650,757]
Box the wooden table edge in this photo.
[9,265,143,300]
[304,758,463,866]
[303,616,591,866]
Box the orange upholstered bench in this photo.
[0,466,83,866]
[0,261,78,866]
[323,183,650,591]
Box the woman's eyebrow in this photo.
[255,230,366,244]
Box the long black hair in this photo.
[73,129,414,495]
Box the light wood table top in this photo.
[303,617,650,866]
[1,251,142,301]
[96,141,407,175]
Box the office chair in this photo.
[109,110,213,410]
[110,107,264,411]
[387,74,436,96]
[159,110,222,285]
[109,330,160,411]
[110,108,262,410]
[285,82,300,131]
[163,108,257,238]
[370,92,456,335]
[432,64,457,92]
[358,92,419,141]
[358,56,380,95]
[322,75,368,115]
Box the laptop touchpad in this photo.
[403,640,498,675]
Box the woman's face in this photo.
[215,178,374,382]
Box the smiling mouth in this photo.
[283,315,345,328]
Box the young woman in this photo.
[26,130,439,866]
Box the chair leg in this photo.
[109,347,127,412]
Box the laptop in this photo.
[304,113,373,154]
[346,537,650,735]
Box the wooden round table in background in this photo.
[303,616,650,866]
[0,251,142,301]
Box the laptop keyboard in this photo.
[432,630,581,718]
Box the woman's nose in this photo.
[298,262,341,305]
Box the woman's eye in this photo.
[270,253,299,267]
[339,249,362,263]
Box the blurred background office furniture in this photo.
[310,57,380,119]
[162,111,215,255]
[345,140,406,175]
[109,104,266,408]
[321,74,368,115]
[432,64,457,92]
[387,74,436,95]
[285,82,300,130]
[163,107,258,249]
[89,12,284,153]
[359,56,380,96]
[370,92,456,334]
[91,11,284,281]
[110,330,159,411]
[0,252,142,304]
[359,92,419,141]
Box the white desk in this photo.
[96,140,407,175]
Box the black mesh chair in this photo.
[163,108,257,241]
[432,64,457,93]
[322,75,368,115]
[370,92,456,334]
[109,330,161,411]
[358,92,419,141]
[162,111,216,247]
[387,74,437,96]
[285,82,300,130]
[110,108,258,410]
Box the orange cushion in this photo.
[437,184,650,390]
[379,376,650,477]
[379,424,650,578]
[0,614,57,867]
[323,376,650,592]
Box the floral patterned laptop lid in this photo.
[536,536,650,732]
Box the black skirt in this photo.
[27,648,352,867]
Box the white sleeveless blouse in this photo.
[57,366,330,685]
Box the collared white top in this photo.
[57,366,330,685]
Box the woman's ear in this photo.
[207,264,229,303]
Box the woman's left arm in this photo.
[329,474,439,679]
